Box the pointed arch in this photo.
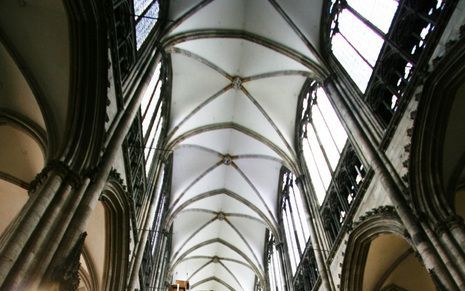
[100,171,131,291]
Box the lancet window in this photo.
[277,169,320,290]
[124,61,168,215]
[298,81,366,244]
[279,170,311,274]
[299,81,347,204]
[265,232,285,291]
[328,0,449,126]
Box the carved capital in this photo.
[435,215,464,234]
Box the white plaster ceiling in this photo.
[163,0,326,289]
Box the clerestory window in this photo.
[329,0,398,92]
[299,81,347,204]
[298,81,366,244]
[140,63,166,174]
[133,0,160,50]
[279,170,311,274]
[328,0,447,126]
[265,232,285,291]
[124,60,167,215]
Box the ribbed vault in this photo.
[163,0,326,289]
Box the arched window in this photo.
[265,232,285,291]
[140,63,166,173]
[134,0,160,49]
[279,170,310,274]
[298,81,367,243]
[300,82,347,204]
[125,61,168,214]
[329,0,398,92]
[328,0,448,125]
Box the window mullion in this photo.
[305,137,327,192]
[290,186,308,247]
[286,199,303,257]
[337,31,374,70]
[315,103,341,155]
[283,209,298,270]
[309,120,335,174]
[344,4,414,64]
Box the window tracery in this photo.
[298,81,366,244]
[265,232,285,291]
[328,0,448,126]
[124,61,168,215]
[299,81,347,204]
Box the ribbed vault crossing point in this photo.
[162,0,327,289]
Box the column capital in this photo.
[29,160,82,195]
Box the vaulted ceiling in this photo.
[162,0,328,289]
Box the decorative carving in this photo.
[28,161,81,195]
[221,154,233,166]
[108,168,127,191]
[232,76,242,90]
[55,232,87,291]
[217,212,225,221]
[28,166,50,195]
[353,206,398,229]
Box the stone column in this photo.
[324,76,462,290]
[40,50,163,290]
[0,161,87,290]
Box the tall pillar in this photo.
[0,162,87,290]
[324,76,463,290]
[40,50,163,289]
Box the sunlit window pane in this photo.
[292,184,310,240]
[313,106,340,169]
[316,89,347,151]
[303,141,326,204]
[136,2,159,49]
[290,191,306,252]
[133,0,153,19]
[145,115,163,173]
[347,0,398,33]
[283,210,298,272]
[142,83,162,135]
[141,64,161,112]
[308,127,332,189]
[338,9,384,66]
[332,33,372,92]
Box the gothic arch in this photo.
[340,206,408,291]
[410,36,465,222]
[80,247,99,291]
[341,206,437,291]
[100,171,131,291]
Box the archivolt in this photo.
[100,173,131,291]
[340,206,408,291]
